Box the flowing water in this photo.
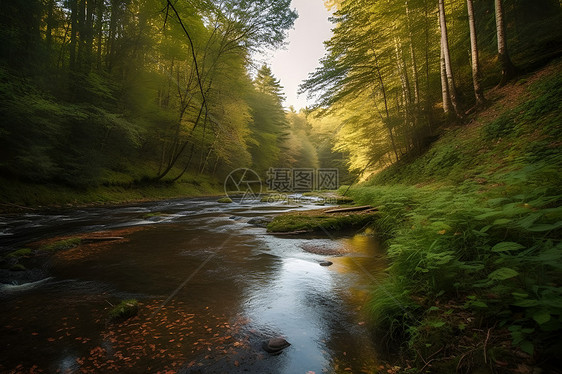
[0,197,386,373]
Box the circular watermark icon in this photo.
[224,168,262,203]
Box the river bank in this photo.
[343,62,562,372]
[0,176,221,214]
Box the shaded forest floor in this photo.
[344,59,562,373]
[0,174,221,214]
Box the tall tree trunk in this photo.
[393,36,412,109]
[467,0,485,105]
[438,0,461,118]
[77,0,86,70]
[440,39,450,114]
[406,1,421,149]
[106,0,119,70]
[85,0,95,71]
[95,0,104,70]
[373,50,399,162]
[495,0,517,85]
[69,0,77,70]
[45,0,55,55]
[406,1,420,108]
[423,0,434,133]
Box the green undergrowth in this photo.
[6,248,32,258]
[109,299,139,322]
[267,212,378,233]
[217,197,233,204]
[347,63,562,371]
[39,237,82,252]
[0,173,220,212]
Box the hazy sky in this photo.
[258,0,333,110]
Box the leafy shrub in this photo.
[109,299,139,322]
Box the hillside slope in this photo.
[345,59,562,373]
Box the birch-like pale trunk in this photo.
[438,0,461,118]
[406,2,420,107]
[467,0,485,105]
[440,40,450,114]
[495,0,517,85]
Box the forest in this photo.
[302,0,560,172]
[1,0,561,372]
[0,0,341,198]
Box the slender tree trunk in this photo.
[107,0,118,70]
[467,0,485,105]
[423,0,434,133]
[46,0,55,55]
[438,0,461,118]
[406,1,420,107]
[69,0,77,70]
[406,1,422,149]
[199,141,216,175]
[95,0,104,70]
[77,0,86,70]
[373,50,399,162]
[57,18,71,70]
[85,0,94,71]
[495,0,517,85]
[440,40,450,113]
[393,36,412,109]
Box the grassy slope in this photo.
[344,60,562,372]
[0,172,221,212]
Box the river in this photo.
[0,196,386,373]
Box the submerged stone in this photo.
[262,337,291,353]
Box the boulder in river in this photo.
[247,217,273,228]
[262,337,291,354]
[319,261,333,267]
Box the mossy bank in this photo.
[0,174,220,213]
[345,61,562,372]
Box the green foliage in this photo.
[217,197,233,204]
[39,238,82,252]
[6,248,32,259]
[344,66,562,364]
[0,0,299,198]
[10,264,27,272]
[267,212,377,233]
[109,299,139,322]
[485,72,562,141]
[302,0,561,172]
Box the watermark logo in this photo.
[224,168,262,202]
[224,167,340,204]
[266,168,339,192]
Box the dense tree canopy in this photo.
[0,0,318,187]
[302,0,561,174]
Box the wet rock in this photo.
[247,217,273,228]
[262,337,291,354]
[300,242,348,256]
[319,261,333,267]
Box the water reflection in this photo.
[0,198,385,373]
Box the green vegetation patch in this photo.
[109,299,139,322]
[217,197,233,204]
[345,67,562,369]
[267,212,377,233]
[142,212,170,219]
[6,248,33,258]
[39,237,82,252]
[10,264,27,272]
